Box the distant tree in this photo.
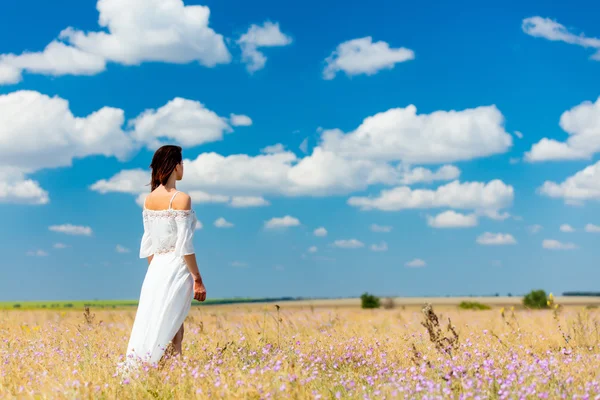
[13,304,21,308]
[360,293,380,309]
[523,289,548,309]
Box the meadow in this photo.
[1,298,600,399]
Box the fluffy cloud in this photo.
[229,196,270,208]
[539,161,600,203]
[0,41,106,85]
[0,0,230,85]
[214,217,233,228]
[264,215,301,229]
[560,224,575,233]
[542,239,578,250]
[0,168,49,205]
[320,105,512,164]
[348,180,513,214]
[195,220,203,230]
[370,224,392,233]
[129,98,241,148]
[0,91,131,172]
[323,37,414,80]
[476,232,517,245]
[308,246,318,253]
[522,17,600,60]
[49,224,93,236]
[237,21,292,72]
[230,114,253,127]
[370,242,388,252]
[91,169,149,194]
[332,239,364,249]
[405,258,426,268]
[314,227,328,237]
[398,165,460,185]
[427,210,478,228]
[525,97,600,161]
[585,223,600,233]
[53,243,69,249]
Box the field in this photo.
[2,298,600,399]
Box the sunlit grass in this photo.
[1,303,600,398]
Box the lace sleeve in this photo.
[174,211,196,257]
[139,216,153,258]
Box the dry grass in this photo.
[1,302,600,399]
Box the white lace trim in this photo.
[142,209,195,222]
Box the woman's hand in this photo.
[193,278,206,302]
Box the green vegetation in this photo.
[458,301,491,310]
[360,293,380,309]
[523,289,549,309]
[0,297,296,310]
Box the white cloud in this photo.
[230,261,248,267]
[264,215,301,229]
[0,0,230,85]
[90,169,149,194]
[370,242,388,252]
[332,239,364,249]
[187,190,230,204]
[308,246,318,253]
[542,239,578,250]
[49,224,93,236]
[539,160,600,203]
[476,232,517,246]
[522,16,600,60]
[261,143,286,154]
[525,97,600,161]
[229,114,253,127]
[370,224,392,233]
[237,21,292,72]
[53,243,69,249]
[116,244,130,253]
[0,41,106,85]
[514,131,524,139]
[405,258,426,268]
[229,196,270,208]
[320,104,512,164]
[26,250,49,257]
[129,97,233,148]
[314,227,328,237]
[398,165,460,185]
[348,180,514,215]
[528,224,543,234]
[0,167,49,205]
[214,217,234,228]
[427,210,478,228]
[323,37,414,80]
[560,224,575,233]
[585,223,600,233]
[195,220,203,230]
[0,91,132,172]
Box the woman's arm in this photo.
[173,192,206,302]
[147,255,154,265]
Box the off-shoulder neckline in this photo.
[142,209,195,213]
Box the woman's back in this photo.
[141,190,197,258]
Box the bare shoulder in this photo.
[171,192,192,210]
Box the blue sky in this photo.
[1,0,600,301]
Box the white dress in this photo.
[119,191,197,372]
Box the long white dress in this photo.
[119,191,197,372]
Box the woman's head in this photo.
[149,145,183,191]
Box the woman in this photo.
[120,145,207,371]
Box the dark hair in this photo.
[149,145,182,191]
